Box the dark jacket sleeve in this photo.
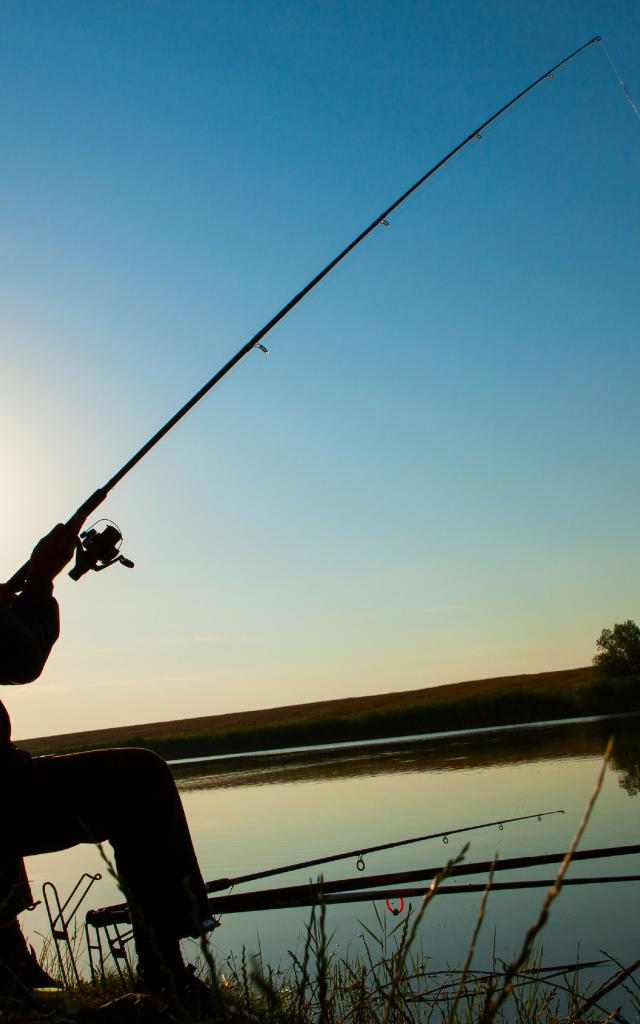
[0,581,60,685]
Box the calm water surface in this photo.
[25,716,639,990]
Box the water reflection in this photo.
[611,726,640,797]
[172,714,640,796]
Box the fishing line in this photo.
[599,38,640,123]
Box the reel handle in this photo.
[68,522,134,581]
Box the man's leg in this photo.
[0,857,62,996]
[0,856,33,922]
[3,747,212,995]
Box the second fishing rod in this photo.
[205,808,564,891]
[6,35,601,591]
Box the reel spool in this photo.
[69,521,134,582]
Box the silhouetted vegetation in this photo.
[21,916,640,1024]
[593,619,640,682]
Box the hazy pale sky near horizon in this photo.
[1,0,639,740]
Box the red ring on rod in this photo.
[385,897,405,916]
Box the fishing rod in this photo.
[86,876,640,927]
[208,875,640,914]
[205,808,565,892]
[6,36,601,591]
[204,841,640,911]
[85,842,640,925]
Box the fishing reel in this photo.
[69,520,134,582]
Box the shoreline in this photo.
[17,665,639,761]
[167,708,638,768]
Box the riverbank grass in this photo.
[15,902,638,1024]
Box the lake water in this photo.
[23,714,640,1004]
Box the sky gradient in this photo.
[1,0,639,739]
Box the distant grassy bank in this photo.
[19,665,640,761]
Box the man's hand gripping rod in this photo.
[6,489,133,591]
[4,36,600,592]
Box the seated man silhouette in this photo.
[0,523,215,1008]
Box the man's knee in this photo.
[74,746,173,796]
[116,747,174,788]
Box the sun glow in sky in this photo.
[1,0,639,740]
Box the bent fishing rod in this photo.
[7,35,600,591]
[205,808,564,891]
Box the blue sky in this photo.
[1,0,638,739]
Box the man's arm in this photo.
[0,522,80,684]
[0,584,60,684]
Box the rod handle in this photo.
[205,878,233,893]
[68,488,108,527]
